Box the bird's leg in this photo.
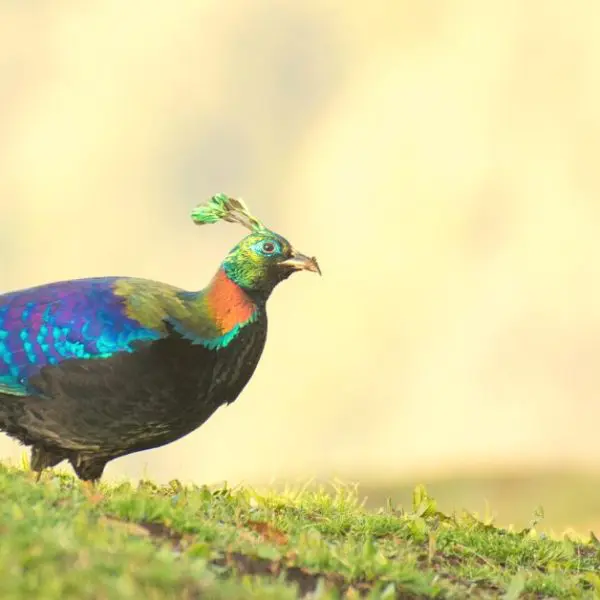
[69,455,107,501]
[81,480,98,498]
[30,446,65,482]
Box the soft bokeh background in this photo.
[3,1,600,533]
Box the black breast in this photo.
[2,315,268,459]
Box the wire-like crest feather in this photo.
[191,193,267,233]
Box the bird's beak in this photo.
[279,250,322,275]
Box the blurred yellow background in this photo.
[2,1,600,532]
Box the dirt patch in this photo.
[140,520,184,544]
[214,551,381,598]
[101,516,433,598]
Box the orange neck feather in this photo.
[204,269,257,334]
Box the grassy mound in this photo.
[0,464,598,599]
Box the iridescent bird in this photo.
[0,195,320,482]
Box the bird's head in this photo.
[222,230,320,295]
[191,194,321,298]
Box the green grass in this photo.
[356,470,600,535]
[0,464,599,599]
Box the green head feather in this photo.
[191,192,320,297]
[191,193,267,233]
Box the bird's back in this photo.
[0,277,159,396]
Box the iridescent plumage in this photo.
[0,278,160,397]
[0,197,320,481]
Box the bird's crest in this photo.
[191,193,267,233]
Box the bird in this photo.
[0,194,320,483]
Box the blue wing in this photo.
[0,278,162,396]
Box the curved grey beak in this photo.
[279,251,322,275]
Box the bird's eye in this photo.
[262,241,276,254]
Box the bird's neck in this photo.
[171,268,260,350]
[201,268,258,335]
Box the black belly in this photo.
[0,322,267,460]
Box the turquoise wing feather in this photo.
[0,278,163,396]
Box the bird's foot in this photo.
[27,469,44,483]
[81,480,104,504]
